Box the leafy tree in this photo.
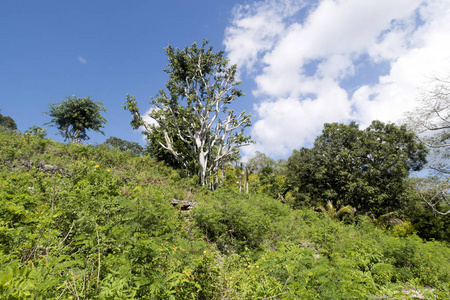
[243,152,287,197]
[246,151,276,173]
[25,125,47,138]
[286,121,428,216]
[0,111,17,130]
[45,95,107,143]
[143,111,198,174]
[231,152,275,194]
[124,40,253,186]
[103,136,143,156]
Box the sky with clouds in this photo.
[225,0,450,159]
[1,0,450,160]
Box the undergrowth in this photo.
[1,129,449,299]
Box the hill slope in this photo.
[1,129,449,299]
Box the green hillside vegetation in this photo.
[1,128,449,299]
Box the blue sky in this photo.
[1,0,450,160]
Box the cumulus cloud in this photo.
[224,0,450,159]
[224,0,306,73]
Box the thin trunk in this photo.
[245,168,249,193]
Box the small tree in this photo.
[316,201,355,220]
[0,111,17,130]
[25,126,47,138]
[45,96,107,143]
[103,136,143,156]
[124,41,253,186]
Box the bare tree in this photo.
[414,177,450,216]
[405,77,450,174]
[124,41,252,186]
[405,77,450,216]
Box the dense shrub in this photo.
[0,129,449,299]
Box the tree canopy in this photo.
[45,96,107,143]
[124,40,252,186]
[0,111,17,130]
[286,121,428,216]
[103,136,144,156]
[25,126,47,138]
[143,110,198,173]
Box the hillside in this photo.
[1,129,449,299]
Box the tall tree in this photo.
[286,121,428,216]
[124,41,253,186]
[45,96,107,143]
[404,77,450,216]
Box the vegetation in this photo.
[0,111,17,130]
[404,77,450,216]
[25,126,47,139]
[285,121,428,217]
[45,96,107,143]
[143,112,197,173]
[124,40,252,187]
[1,128,449,299]
[3,43,449,299]
[103,136,144,157]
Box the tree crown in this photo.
[46,96,107,143]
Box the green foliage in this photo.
[124,40,253,186]
[25,126,47,138]
[143,112,198,174]
[0,111,17,130]
[1,129,449,299]
[45,95,107,143]
[286,121,428,216]
[401,178,450,242]
[316,200,355,221]
[103,136,144,156]
[193,190,291,252]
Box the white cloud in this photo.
[248,81,350,158]
[224,0,306,73]
[141,108,158,127]
[77,56,87,64]
[139,108,159,141]
[224,0,450,159]
[352,0,450,126]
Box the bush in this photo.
[1,129,449,299]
